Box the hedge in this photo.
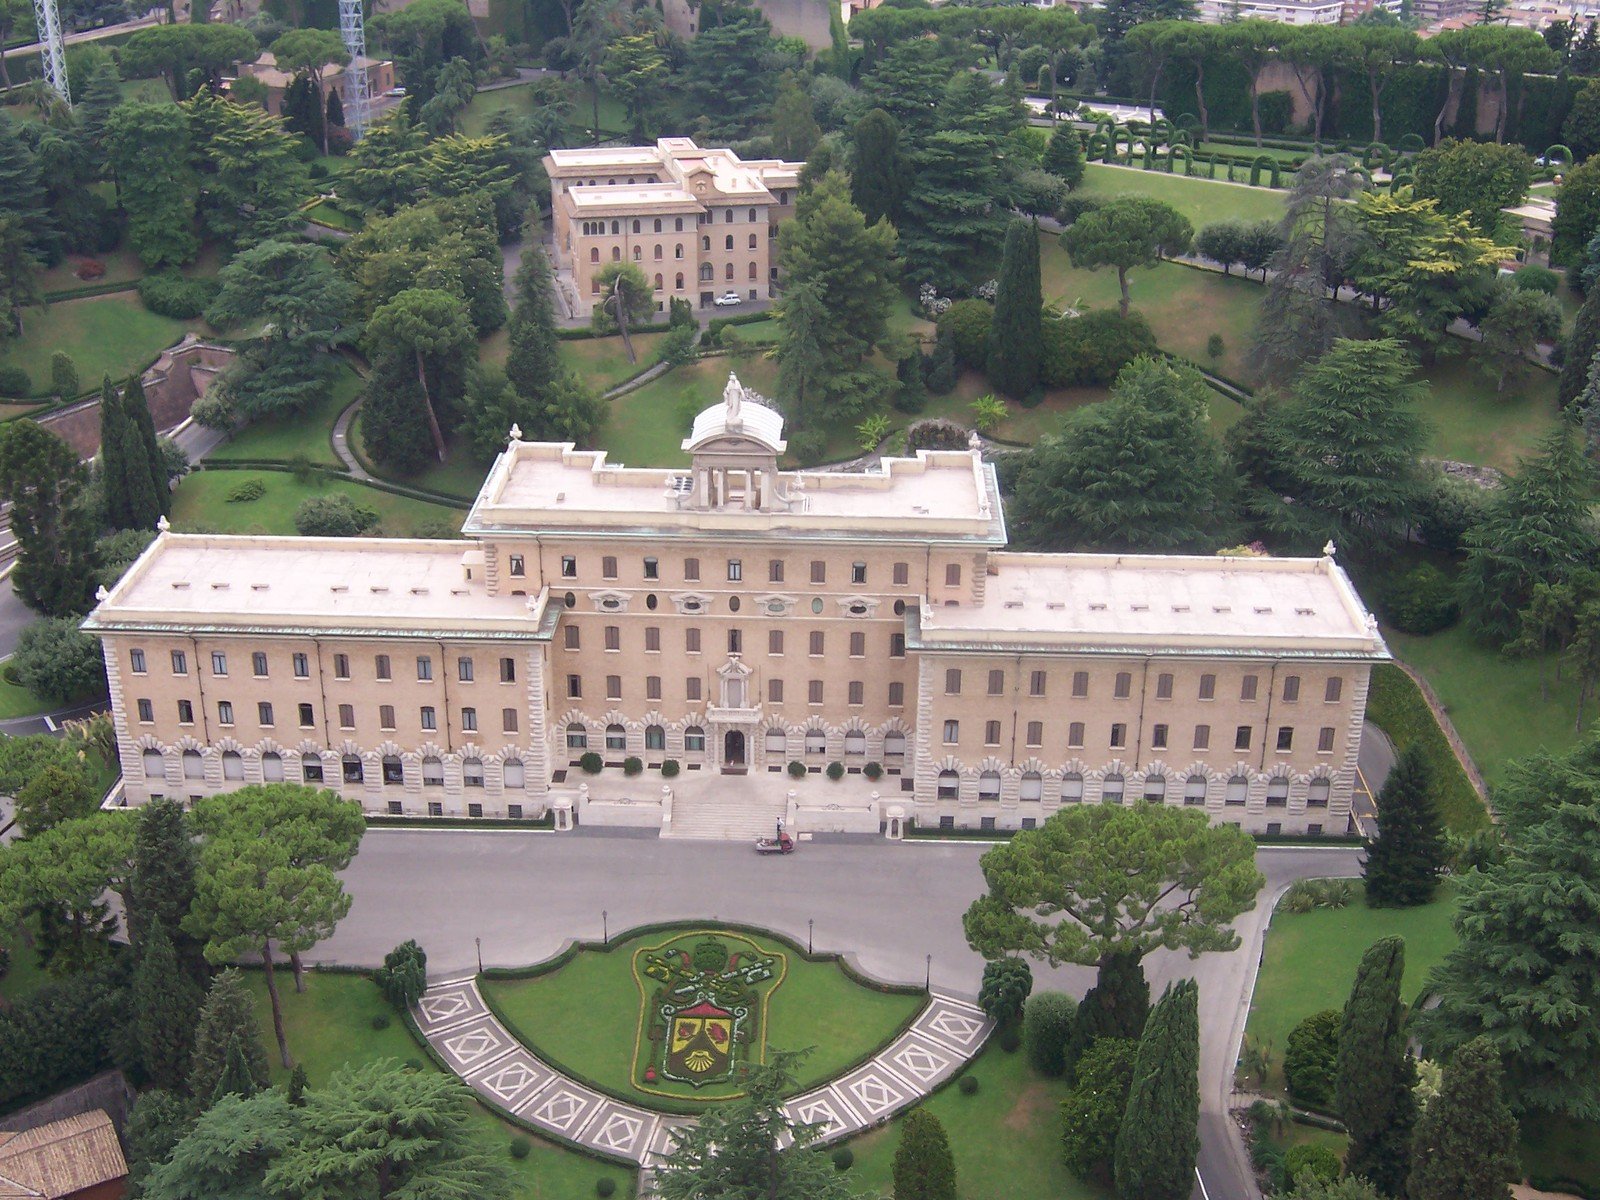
[1364,663,1489,836]
[556,321,672,341]
[0,963,128,1111]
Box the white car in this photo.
[385,86,407,98]
[713,292,743,307]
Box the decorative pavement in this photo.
[413,975,993,1196]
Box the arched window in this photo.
[590,247,599,263]
[610,220,620,235]
[805,729,826,755]
[655,273,663,290]
[503,758,525,788]
[566,723,588,749]
[675,244,684,259]
[222,750,244,781]
[978,770,1001,800]
[591,279,599,295]
[844,730,866,756]
[423,756,445,786]
[654,244,662,260]
[675,273,684,289]
[725,263,734,280]
[883,732,906,759]
[1020,771,1042,801]
[747,207,757,221]
[1226,775,1249,805]
[700,264,713,282]
[653,218,662,233]
[142,748,165,780]
[606,724,626,751]
[382,755,404,785]
[1061,772,1084,803]
[684,725,706,752]
[748,234,757,249]
[724,234,734,250]
[1185,775,1208,805]
[463,757,484,787]
[1101,773,1125,803]
[675,217,683,232]
[646,724,665,751]
[183,749,203,779]
[262,751,284,782]
[1267,777,1290,806]
[1308,778,1331,807]
[632,245,641,261]
[342,754,364,784]
[1144,774,1166,801]
[632,219,641,233]
[611,246,621,261]
[937,769,959,799]
[748,262,757,279]
[702,235,711,251]
[724,209,733,223]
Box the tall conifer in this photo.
[1113,979,1199,1200]
[133,917,204,1092]
[131,797,207,986]
[1043,124,1085,189]
[188,970,271,1102]
[988,219,1042,400]
[1408,1038,1519,1200]
[124,373,169,517]
[97,378,134,530]
[1363,746,1448,907]
[1336,937,1417,1197]
[505,209,562,406]
[892,1108,957,1200]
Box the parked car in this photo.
[385,86,407,97]
[713,292,743,307]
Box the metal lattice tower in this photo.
[31,0,69,107]
[338,0,370,140]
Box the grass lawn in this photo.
[0,294,201,399]
[846,1040,1105,1199]
[1388,624,1584,788]
[303,198,364,233]
[556,331,671,393]
[1413,355,1561,472]
[171,469,464,537]
[242,971,636,1200]
[480,927,924,1107]
[601,355,781,467]
[352,413,489,501]
[461,83,535,138]
[0,673,60,720]
[36,247,147,294]
[1244,881,1459,1095]
[208,360,358,468]
[1074,163,1289,229]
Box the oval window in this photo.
[601,597,621,611]
[847,602,868,616]
[729,596,741,613]
[564,591,576,608]
[811,598,824,614]
[893,599,906,616]
[767,600,786,616]
[684,599,702,613]
[646,594,658,610]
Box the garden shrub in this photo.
[374,939,427,1011]
[579,751,603,774]
[0,966,127,1109]
[137,272,219,319]
[1249,1134,1287,1194]
[510,1136,531,1160]
[863,761,882,780]
[13,618,106,705]
[936,299,994,370]
[1381,563,1460,635]
[75,259,106,281]
[906,418,969,452]
[0,946,9,981]
[788,760,807,778]
[1056,193,1105,226]
[924,339,957,394]
[1022,991,1076,1076]
[1040,310,1157,388]
[661,759,680,778]
[1283,1009,1341,1110]
[1258,90,1293,134]
[1414,472,1488,553]
[596,1180,617,1198]
[1285,1143,1341,1183]
[826,761,844,781]
[370,1013,390,1031]
[957,1074,979,1095]
[50,352,79,399]
[623,756,643,776]
[1365,664,1486,836]
[1513,264,1560,294]
[787,429,827,465]
[0,366,31,398]
[831,1147,854,1171]
[1207,332,1225,359]
[226,478,266,503]
[999,1026,1021,1052]
[294,495,380,537]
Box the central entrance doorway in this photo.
[723,729,746,773]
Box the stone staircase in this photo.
[665,789,788,841]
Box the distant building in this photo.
[1197,0,1343,22]
[0,1111,128,1200]
[545,138,802,316]
[232,50,395,119]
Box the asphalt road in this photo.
[1354,720,1398,836]
[310,831,1361,1200]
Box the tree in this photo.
[1458,427,1596,644]
[325,87,344,131]
[1060,1037,1138,1182]
[0,0,27,89]
[1555,157,1600,267]
[374,939,428,1011]
[365,288,476,467]
[185,93,310,250]
[188,969,271,1103]
[293,494,378,537]
[0,420,100,617]
[987,219,1042,400]
[141,1090,298,1200]
[0,213,42,342]
[654,1052,856,1200]
[1196,221,1246,275]
[505,211,562,404]
[1113,979,1199,1200]
[0,816,132,977]
[130,797,207,986]
[977,957,1033,1027]
[1476,283,1562,393]
[681,9,779,142]
[1006,356,1235,552]
[49,352,77,399]
[10,616,104,708]
[1350,24,1420,145]
[99,377,163,532]
[1408,1038,1519,1200]
[1042,122,1085,189]
[271,29,348,156]
[1412,138,1533,238]
[1061,197,1191,318]
[263,1059,515,1200]
[602,34,666,142]
[104,104,198,269]
[851,108,907,225]
[1562,285,1600,412]
[464,366,602,460]
[592,261,653,363]
[1363,746,1449,908]
[892,1108,956,1200]
[119,25,257,101]
[1564,78,1600,161]
[1066,950,1152,1074]
[1022,991,1076,1076]
[772,77,820,162]
[123,1090,196,1199]
[1336,936,1416,1196]
[1283,1009,1341,1110]
[418,55,477,138]
[132,917,204,1092]
[341,113,429,217]
[1291,1178,1385,1200]
[964,805,1262,979]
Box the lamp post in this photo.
[925,953,932,991]
[602,909,609,946]
[808,919,814,955]
[475,936,482,974]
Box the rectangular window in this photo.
[564,626,580,651]
[172,650,188,675]
[379,704,395,730]
[849,680,864,705]
[727,559,742,581]
[646,675,662,700]
[727,629,742,654]
[810,560,826,584]
[509,553,525,577]
[468,803,484,818]
[375,654,391,680]
[942,719,959,744]
[130,648,147,674]
[338,703,354,729]
[850,632,866,657]
[809,679,824,705]
[1241,674,1259,701]
[251,651,268,677]
[421,706,437,730]
[945,563,961,587]
[893,562,909,586]
[684,557,700,581]
[461,707,478,732]
[456,657,474,682]
[888,681,905,706]
[606,675,622,700]
[769,679,784,703]
[215,700,233,725]
[304,760,324,784]
[1156,672,1173,700]
[567,675,582,699]
[1325,677,1344,703]
[427,801,442,816]
[686,677,702,701]
[1277,726,1294,752]
[987,669,1004,696]
[298,702,315,727]
[1026,720,1043,746]
[333,653,349,680]
[417,656,433,681]
[686,628,701,654]
[644,626,661,653]
[1029,670,1046,698]
[177,699,194,724]
[1318,726,1336,753]
[137,698,153,723]
[1068,721,1084,748]
[1110,722,1127,749]
[1199,673,1216,700]
[643,556,659,580]
[1114,672,1132,699]
[890,633,905,658]
[769,559,785,583]
[1072,671,1089,698]
[1152,723,1169,750]
[945,669,961,695]
[984,720,1001,745]
[1235,725,1252,751]
[1194,724,1211,750]
[605,625,621,651]
[809,631,825,656]
[602,555,618,579]
[768,630,783,655]
[852,562,867,585]
[1283,675,1301,702]
[211,651,228,676]
[499,657,515,683]
[561,555,577,578]
[503,708,518,733]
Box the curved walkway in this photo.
[413,974,991,1185]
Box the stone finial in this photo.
[1322,540,1336,558]
[968,429,982,451]
[156,515,171,533]
[508,423,523,444]
[95,585,109,602]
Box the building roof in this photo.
[908,552,1388,659]
[0,1112,127,1200]
[683,377,786,452]
[545,138,800,208]
[238,50,386,90]
[84,534,556,641]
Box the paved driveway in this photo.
[311,831,1361,1200]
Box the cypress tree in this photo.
[1336,937,1417,1197]
[1408,1038,1519,1200]
[892,1107,957,1200]
[188,970,271,1102]
[505,209,562,407]
[131,798,207,986]
[1042,124,1085,189]
[850,108,906,226]
[1559,285,1600,410]
[1363,746,1448,908]
[325,87,344,130]
[97,378,134,531]
[132,917,204,1092]
[211,1032,262,1103]
[1113,978,1199,1200]
[987,219,1042,400]
[124,373,169,517]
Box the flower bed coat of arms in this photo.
[631,930,787,1099]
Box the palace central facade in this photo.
[86,377,1388,836]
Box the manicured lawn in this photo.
[0,295,201,399]
[1413,356,1561,472]
[1521,1116,1600,1194]
[303,198,364,232]
[1074,163,1289,228]
[242,971,636,1200]
[208,360,358,467]
[1244,881,1459,1096]
[602,355,781,467]
[0,673,59,720]
[171,469,464,537]
[352,413,490,501]
[481,927,924,1107]
[461,83,536,138]
[37,248,148,294]
[556,331,671,393]
[846,1040,1105,1199]
[1364,661,1489,835]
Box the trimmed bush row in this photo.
[1363,663,1487,836]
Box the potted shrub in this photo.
[623,756,643,776]
[826,761,845,781]
[579,751,603,774]
[788,760,806,778]
[661,759,680,778]
[863,761,883,781]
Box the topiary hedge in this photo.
[579,751,603,774]
[1364,664,1486,835]
[137,271,219,319]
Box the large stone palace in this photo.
[86,377,1388,837]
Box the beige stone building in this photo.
[545,139,801,316]
[86,377,1387,838]
[232,52,395,120]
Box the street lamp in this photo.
[808,919,814,955]
[602,909,609,946]
[475,936,483,974]
[925,953,932,991]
